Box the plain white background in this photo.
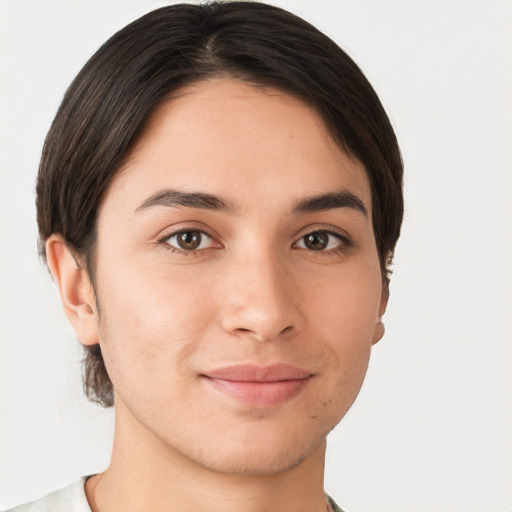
[0,1,511,511]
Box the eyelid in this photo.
[157,223,223,253]
[294,224,351,242]
[156,222,352,255]
[293,224,353,251]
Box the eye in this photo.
[164,229,215,252]
[295,230,345,252]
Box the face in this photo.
[88,79,386,474]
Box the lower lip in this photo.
[203,377,311,407]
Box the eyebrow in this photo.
[292,190,368,217]
[135,188,367,217]
[136,189,237,214]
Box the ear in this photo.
[46,235,99,346]
[372,279,389,345]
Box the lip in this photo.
[201,364,313,407]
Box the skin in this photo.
[47,79,387,512]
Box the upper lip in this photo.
[202,364,313,382]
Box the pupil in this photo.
[305,232,328,250]
[178,231,201,250]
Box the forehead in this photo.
[105,78,371,215]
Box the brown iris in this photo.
[303,231,329,251]
[176,230,203,250]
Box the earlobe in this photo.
[372,318,385,345]
[46,235,99,346]
[372,280,389,345]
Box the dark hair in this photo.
[37,1,403,407]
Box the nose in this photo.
[219,251,302,343]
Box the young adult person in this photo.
[7,2,403,511]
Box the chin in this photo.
[166,415,337,477]
[192,438,324,476]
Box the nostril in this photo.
[221,298,300,342]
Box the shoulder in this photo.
[3,478,91,512]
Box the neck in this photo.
[86,400,329,512]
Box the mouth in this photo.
[200,364,314,407]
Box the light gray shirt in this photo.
[4,478,345,512]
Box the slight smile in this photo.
[201,364,314,407]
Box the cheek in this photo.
[95,260,218,388]
[307,264,382,383]
[308,263,382,337]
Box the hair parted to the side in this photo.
[37,1,404,408]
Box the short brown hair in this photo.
[37,2,403,407]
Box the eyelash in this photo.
[293,228,352,255]
[158,226,352,256]
[159,227,219,256]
